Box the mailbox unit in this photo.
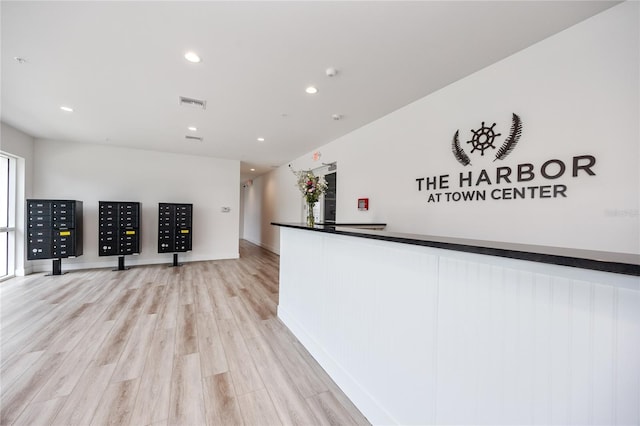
[27,199,83,274]
[99,201,141,257]
[158,203,192,266]
[158,203,192,253]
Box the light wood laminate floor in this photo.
[0,240,369,426]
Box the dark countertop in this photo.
[271,222,640,277]
[315,222,387,229]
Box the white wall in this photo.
[31,139,239,272]
[1,122,35,275]
[246,2,640,256]
[242,165,303,253]
[239,184,245,239]
[241,179,262,247]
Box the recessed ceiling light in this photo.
[188,126,197,131]
[184,51,201,63]
[305,86,318,94]
[257,137,265,142]
[250,168,255,172]
[60,106,73,112]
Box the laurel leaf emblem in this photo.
[452,130,471,166]
[494,113,523,162]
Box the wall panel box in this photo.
[98,201,141,271]
[158,202,193,267]
[26,199,83,275]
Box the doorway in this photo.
[323,172,336,223]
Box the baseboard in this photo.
[15,266,32,276]
[242,237,279,255]
[27,252,240,274]
[242,236,261,247]
[261,242,279,255]
[277,307,395,426]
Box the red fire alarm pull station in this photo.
[358,198,368,211]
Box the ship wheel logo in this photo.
[451,113,523,166]
[467,122,501,156]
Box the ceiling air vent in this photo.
[185,135,203,142]
[179,96,207,110]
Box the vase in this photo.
[306,201,316,227]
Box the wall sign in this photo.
[416,114,597,203]
[453,113,522,166]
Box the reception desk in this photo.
[272,223,639,425]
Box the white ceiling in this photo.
[1,1,616,181]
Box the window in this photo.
[0,154,15,280]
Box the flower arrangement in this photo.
[292,169,328,226]
[295,170,328,204]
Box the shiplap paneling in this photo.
[277,227,640,425]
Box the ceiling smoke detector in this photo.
[325,67,338,77]
[179,96,207,110]
[331,114,342,121]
